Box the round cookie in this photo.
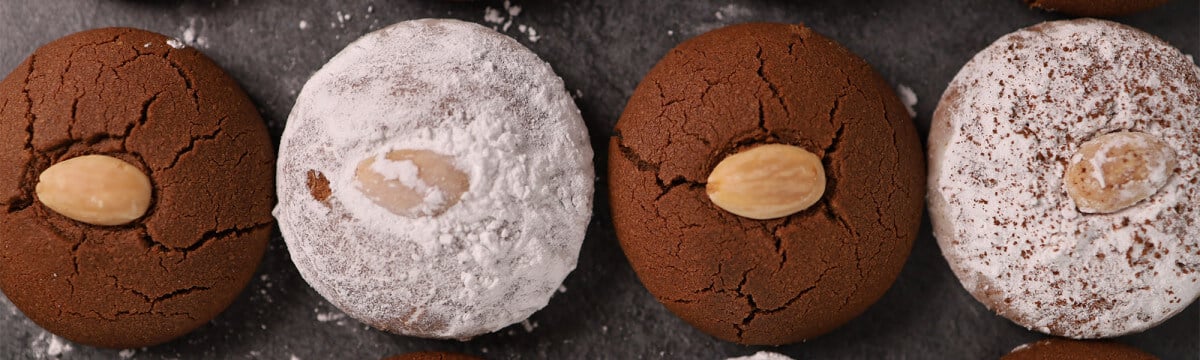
[930,19,1200,338]
[609,23,925,345]
[1002,339,1157,360]
[0,28,274,348]
[1023,0,1171,17]
[276,19,593,339]
[384,352,483,360]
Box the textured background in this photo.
[0,0,1197,359]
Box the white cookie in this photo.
[929,19,1200,338]
[276,19,593,339]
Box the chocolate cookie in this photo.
[610,23,925,345]
[1023,0,1171,17]
[930,19,1200,338]
[1002,339,1157,360]
[384,352,483,360]
[0,28,274,348]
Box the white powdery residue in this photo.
[929,19,1200,338]
[715,4,753,21]
[166,39,185,49]
[316,312,346,322]
[277,19,592,340]
[483,7,506,25]
[505,0,522,17]
[520,319,537,332]
[694,4,755,35]
[526,27,540,42]
[484,1,542,42]
[727,352,794,360]
[33,333,73,358]
[179,17,208,48]
[517,25,541,43]
[118,349,136,359]
[557,285,567,293]
[290,356,301,360]
[299,20,310,30]
[46,337,70,357]
[896,84,918,117]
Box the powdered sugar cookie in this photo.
[929,18,1200,338]
[276,19,593,339]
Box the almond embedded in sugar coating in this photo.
[355,149,469,218]
[929,19,1200,339]
[1065,131,1178,214]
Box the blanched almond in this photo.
[706,144,826,220]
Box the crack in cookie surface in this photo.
[610,23,924,345]
[0,27,274,348]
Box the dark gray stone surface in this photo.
[0,0,1197,359]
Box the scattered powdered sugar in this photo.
[179,17,208,48]
[277,19,592,340]
[316,311,347,322]
[896,84,918,117]
[299,20,310,30]
[118,349,137,359]
[483,1,542,43]
[692,4,755,35]
[929,19,1200,338]
[166,39,185,49]
[727,351,794,360]
[30,332,72,358]
[520,319,538,332]
[715,4,753,20]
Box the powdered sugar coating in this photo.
[275,19,593,339]
[929,19,1200,338]
[727,351,794,360]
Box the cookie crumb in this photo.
[896,84,918,117]
[316,312,346,322]
[520,319,537,332]
[307,170,332,202]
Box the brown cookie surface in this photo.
[1002,339,1158,360]
[384,352,483,360]
[0,28,274,348]
[1024,0,1171,17]
[609,23,924,345]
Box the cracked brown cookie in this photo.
[609,23,924,345]
[1023,0,1171,17]
[0,28,274,348]
[1002,339,1157,360]
[384,352,483,360]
